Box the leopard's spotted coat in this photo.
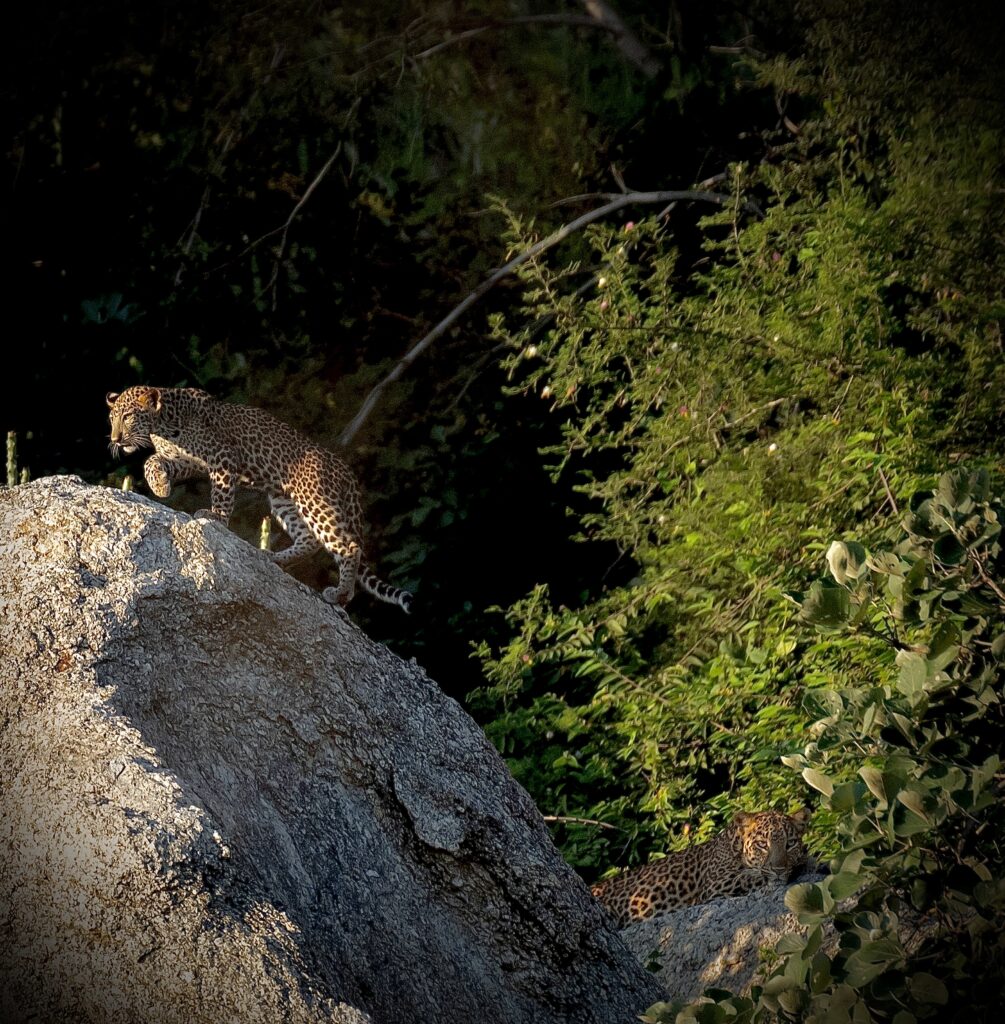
[591,809,811,927]
[107,385,411,612]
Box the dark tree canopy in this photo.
[4,1,1005,1019]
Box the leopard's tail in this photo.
[359,567,413,613]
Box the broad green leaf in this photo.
[803,767,834,797]
[693,1002,728,1024]
[826,871,863,900]
[867,550,904,575]
[896,651,927,696]
[785,882,824,915]
[896,788,929,821]
[936,470,969,510]
[826,541,869,584]
[830,780,859,813]
[859,766,887,803]
[894,806,930,836]
[928,620,961,658]
[908,972,948,1005]
[800,579,852,629]
[775,933,807,955]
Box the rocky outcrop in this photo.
[620,871,829,1001]
[0,476,662,1024]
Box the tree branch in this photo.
[263,144,341,310]
[412,14,620,61]
[542,815,623,831]
[339,189,750,445]
[720,397,786,432]
[578,1,661,78]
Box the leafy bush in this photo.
[471,5,1005,1014]
[643,468,1004,1021]
[473,0,1005,872]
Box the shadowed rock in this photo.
[620,870,829,1001]
[0,476,662,1024]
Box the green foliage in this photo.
[671,468,1005,1021]
[470,2,1005,1013]
[473,172,964,865]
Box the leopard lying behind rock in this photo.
[107,385,411,612]
[591,809,811,928]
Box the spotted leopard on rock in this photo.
[591,809,810,927]
[107,385,412,612]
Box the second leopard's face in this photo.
[591,808,811,927]
[734,808,810,875]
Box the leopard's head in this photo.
[734,808,810,879]
[107,386,164,456]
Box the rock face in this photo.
[0,476,662,1024]
[619,871,828,1001]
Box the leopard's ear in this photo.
[791,807,812,828]
[106,391,120,408]
[732,811,753,829]
[138,387,162,413]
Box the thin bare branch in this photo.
[721,397,786,431]
[578,1,661,78]
[412,14,616,61]
[339,188,751,444]
[709,41,766,58]
[970,550,1005,607]
[264,144,342,310]
[542,815,623,831]
[174,129,235,286]
[877,465,899,516]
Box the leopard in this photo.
[591,808,811,928]
[107,385,412,613]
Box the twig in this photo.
[339,189,751,444]
[412,14,615,60]
[261,145,342,310]
[709,43,767,58]
[970,550,1005,606]
[775,92,801,136]
[578,0,661,78]
[657,171,756,221]
[412,9,660,78]
[218,96,361,276]
[174,129,235,286]
[831,375,854,420]
[610,163,629,193]
[877,466,899,516]
[443,342,508,413]
[542,814,623,831]
[721,397,785,431]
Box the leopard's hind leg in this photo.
[321,542,362,608]
[289,456,365,607]
[268,495,323,566]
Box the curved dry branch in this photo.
[413,14,620,61]
[578,0,661,78]
[339,188,750,445]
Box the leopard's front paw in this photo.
[143,459,172,498]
